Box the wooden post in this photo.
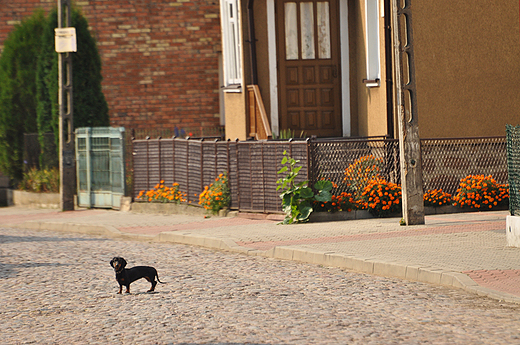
[391,0,424,225]
[57,0,75,211]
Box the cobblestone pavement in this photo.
[2,227,520,345]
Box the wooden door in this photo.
[276,0,342,137]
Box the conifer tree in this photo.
[0,10,46,180]
[37,7,109,164]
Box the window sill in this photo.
[363,78,380,88]
[222,84,242,93]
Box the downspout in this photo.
[384,0,394,138]
[247,0,258,85]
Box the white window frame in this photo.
[364,0,381,88]
[220,0,243,91]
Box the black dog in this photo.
[110,257,164,294]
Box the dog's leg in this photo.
[118,285,122,294]
[126,285,130,293]
[144,276,156,292]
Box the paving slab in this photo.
[1,206,518,304]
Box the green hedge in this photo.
[0,7,109,181]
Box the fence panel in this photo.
[132,136,508,214]
[308,138,400,194]
[506,126,520,215]
[421,137,507,195]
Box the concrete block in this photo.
[39,222,65,232]
[451,272,479,289]
[405,265,429,281]
[351,258,375,274]
[372,261,407,279]
[269,247,294,261]
[417,268,445,285]
[203,237,225,250]
[120,197,132,212]
[13,221,41,230]
[291,248,334,266]
[506,216,520,247]
[158,231,187,244]
[439,272,455,286]
[323,253,356,270]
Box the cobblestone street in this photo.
[2,227,520,344]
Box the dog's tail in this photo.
[156,272,166,284]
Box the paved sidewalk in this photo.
[2,206,519,304]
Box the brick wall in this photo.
[0,0,222,134]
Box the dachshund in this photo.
[110,257,165,294]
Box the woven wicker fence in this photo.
[132,136,508,213]
[506,125,520,215]
[132,138,307,212]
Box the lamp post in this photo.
[56,0,76,211]
[391,0,425,225]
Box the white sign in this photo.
[55,27,77,53]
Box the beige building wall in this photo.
[413,1,520,138]
[223,0,249,141]
[349,0,388,137]
[224,92,248,140]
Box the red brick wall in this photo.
[0,0,222,134]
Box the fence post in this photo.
[306,137,312,185]
[200,139,204,196]
[186,137,190,204]
[146,136,150,191]
[261,141,265,212]
[158,137,162,183]
[172,136,176,183]
[235,138,240,209]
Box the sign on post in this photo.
[55,27,77,53]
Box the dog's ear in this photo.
[110,258,116,268]
[121,258,127,268]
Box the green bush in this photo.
[0,7,109,181]
[18,167,59,193]
[0,10,46,180]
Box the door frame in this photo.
[267,0,351,137]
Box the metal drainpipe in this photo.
[384,0,395,138]
[247,0,258,85]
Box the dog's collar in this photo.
[115,267,124,274]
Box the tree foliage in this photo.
[37,7,109,162]
[0,7,109,181]
[0,10,46,180]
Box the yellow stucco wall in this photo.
[350,0,389,137]
[224,92,248,140]
[223,0,248,141]
[413,1,520,138]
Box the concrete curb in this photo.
[9,220,520,305]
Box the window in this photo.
[220,0,242,90]
[364,0,380,87]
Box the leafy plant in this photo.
[276,151,332,224]
[423,189,452,207]
[361,178,402,217]
[18,167,59,193]
[453,175,509,209]
[136,180,187,203]
[199,173,230,214]
[272,129,306,140]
